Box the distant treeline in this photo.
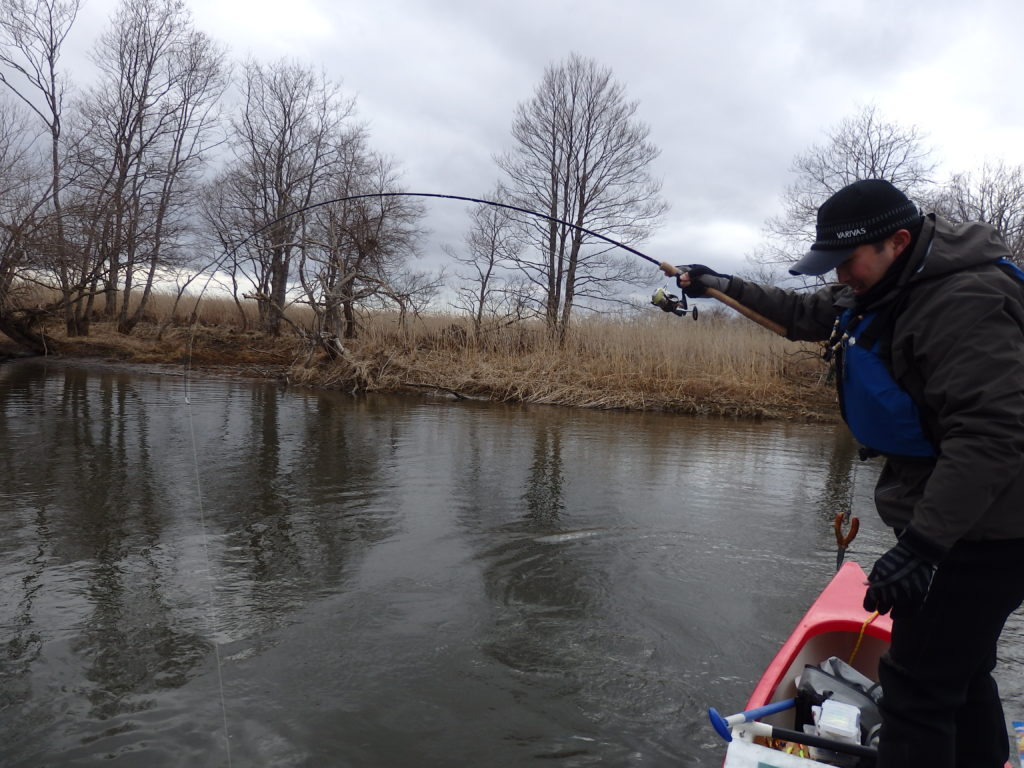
[1,4,1020,364]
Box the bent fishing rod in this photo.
[223,191,784,336]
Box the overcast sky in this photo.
[62,0,1024,281]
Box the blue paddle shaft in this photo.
[708,698,797,742]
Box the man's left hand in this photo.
[864,527,945,618]
[674,264,732,298]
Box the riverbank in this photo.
[1,312,840,422]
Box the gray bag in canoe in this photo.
[795,656,883,746]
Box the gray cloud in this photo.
[65,0,1024,279]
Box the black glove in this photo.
[863,527,945,618]
[675,264,732,298]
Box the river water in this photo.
[0,360,1020,767]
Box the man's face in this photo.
[834,230,909,296]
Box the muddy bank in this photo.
[2,322,841,423]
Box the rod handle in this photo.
[704,288,787,337]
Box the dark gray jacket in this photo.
[721,215,1024,550]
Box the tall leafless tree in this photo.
[220,59,355,335]
[297,139,426,350]
[0,0,82,335]
[448,189,524,335]
[71,0,227,335]
[497,53,667,341]
[0,98,52,350]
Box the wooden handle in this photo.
[659,261,787,336]
[705,287,787,337]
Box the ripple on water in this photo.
[5,364,1024,767]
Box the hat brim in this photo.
[789,247,855,276]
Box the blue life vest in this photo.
[836,257,1024,458]
[837,310,937,458]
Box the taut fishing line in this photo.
[185,190,666,346]
[214,191,662,270]
[182,192,663,372]
[183,335,233,766]
[179,192,660,762]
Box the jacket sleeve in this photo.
[896,272,1024,549]
[722,277,845,342]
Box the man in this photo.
[676,178,1024,768]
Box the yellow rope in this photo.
[848,610,881,665]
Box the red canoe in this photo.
[744,561,891,715]
[719,562,1013,767]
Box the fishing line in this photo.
[187,191,791,341]
[222,191,662,268]
[183,340,233,767]
[183,190,669,380]
[183,191,665,363]
[176,191,662,762]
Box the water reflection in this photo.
[0,507,46,716]
[814,426,862,523]
[0,365,221,764]
[1,361,1018,767]
[196,385,403,646]
[522,423,565,527]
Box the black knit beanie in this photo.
[790,179,922,276]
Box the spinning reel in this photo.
[651,288,699,320]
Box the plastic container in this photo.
[816,699,861,744]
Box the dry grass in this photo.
[289,308,837,420]
[4,291,839,421]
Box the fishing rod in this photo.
[219,191,783,335]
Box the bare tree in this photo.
[221,58,355,336]
[0,0,82,335]
[297,140,426,351]
[73,0,227,335]
[759,104,937,274]
[386,267,445,337]
[497,53,667,341]
[448,190,523,335]
[197,167,260,329]
[932,161,1024,264]
[0,98,53,351]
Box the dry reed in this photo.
[8,290,839,421]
